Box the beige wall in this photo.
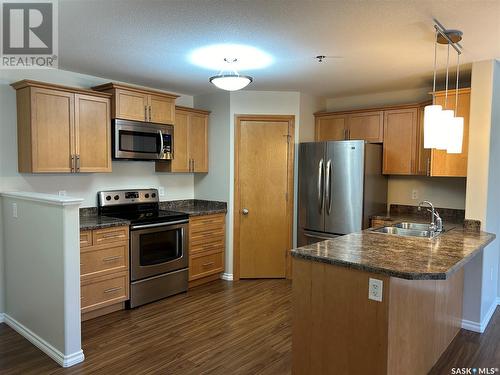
[388,176,466,209]
[326,87,430,112]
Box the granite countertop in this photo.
[79,199,226,230]
[291,228,495,280]
[159,199,227,217]
[79,215,130,231]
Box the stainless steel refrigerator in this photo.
[298,140,387,246]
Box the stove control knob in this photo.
[145,193,150,198]
[151,193,156,198]
[114,195,119,200]
[105,195,111,201]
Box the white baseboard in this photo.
[221,273,233,281]
[461,298,500,333]
[0,313,4,323]
[4,314,84,367]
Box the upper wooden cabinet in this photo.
[315,114,347,141]
[315,110,384,143]
[347,111,384,142]
[92,82,178,124]
[156,106,210,173]
[428,89,470,177]
[11,80,112,173]
[383,107,419,175]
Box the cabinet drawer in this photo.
[81,271,128,313]
[190,214,225,234]
[190,237,225,255]
[80,230,92,248]
[190,229,225,247]
[93,226,129,246]
[189,251,224,281]
[81,242,128,279]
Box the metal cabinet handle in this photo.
[426,158,431,176]
[318,158,324,213]
[325,159,332,214]
[192,159,195,172]
[145,105,148,121]
[70,155,75,172]
[202,261,215,267]
[242,208,249,215]
[101,232,124,239]
[149,106,152,121]
[102,256,121,262]
[76,154,80,172]
[104,287,122,294]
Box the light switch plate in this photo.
[368,278,383,302]
[12,203,18,218]
[158,186,165,197]
[411,189,418,200]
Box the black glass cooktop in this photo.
[106,210,188,225]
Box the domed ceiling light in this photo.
[209,58,253,91]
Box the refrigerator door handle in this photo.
[318,158,324,213]
[325,159,333,214]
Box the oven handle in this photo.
[130,220,189,230]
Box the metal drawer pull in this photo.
[202,261,215,267]
[101,232,124,238]
[104,287,122,294]
[102,256,121,262]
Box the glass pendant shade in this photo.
[435,109,454,150]
[446,116,464,154]
[423,104,443,148]
[209,74,252,91]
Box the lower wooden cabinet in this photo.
[188,213,226,287]
[80,225,130,320]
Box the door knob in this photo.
[242,208,249,215]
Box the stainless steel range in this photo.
[98,189,189,308]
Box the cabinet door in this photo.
[115,89,148,122]
[430,91,470,177]
[189,113,208,172]
[171,110,190,172]
[347,111,384,142]
[74,94,112,172]
[31,88,74,173]
[383,108,418,175]
[149,95,175,124]
[315,115,347,141]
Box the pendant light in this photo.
[447,52,464,153]
[423,31,442,149]
[209,58,253,91]
[424,19,464,154]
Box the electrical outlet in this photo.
[12,203,18,218]
[368,278,383,302]
[58,190,67,196]
[158,186,165,197]
[411,189,418,200]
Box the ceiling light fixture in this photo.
[209,58,253,91]
[424,19,464,154]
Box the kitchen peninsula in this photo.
[291,226,495,375]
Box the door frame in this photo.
[233,114,295,281]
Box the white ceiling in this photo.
[59,0,500,98]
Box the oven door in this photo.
[130,220,188,281]
[113,119,173,160]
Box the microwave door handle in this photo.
[158,130,164,156]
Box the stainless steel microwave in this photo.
[113,119,173,160]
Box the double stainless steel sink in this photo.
[371,222,442,239]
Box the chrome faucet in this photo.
[418,201,443,232]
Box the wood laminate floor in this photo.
[0,280,499,375]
